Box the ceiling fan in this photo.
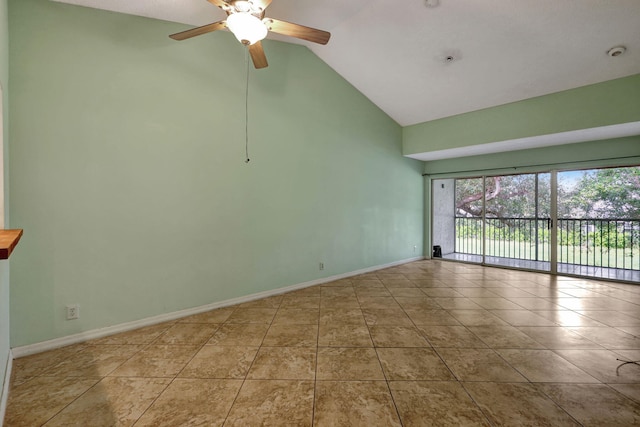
[169,0,331,69]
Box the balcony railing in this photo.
[455,217,640,271]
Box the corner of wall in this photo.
[0,348,12,427]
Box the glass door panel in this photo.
[483,173,551,271]
[452,177,484,263]
[557,167,640,281]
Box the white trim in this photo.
[405,121,640,161]
[11,256,424,358]
[0,350,12,427]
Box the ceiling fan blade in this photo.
[251,0,272,12]
[249,41,268,69]
[169,20,227,41]
[265,18,330,45]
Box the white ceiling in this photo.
[53,0,640,128]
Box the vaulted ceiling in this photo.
[53,0,640,127]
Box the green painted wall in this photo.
[403,74,640,156]
[8,0,423,346]
[0,0,10,405]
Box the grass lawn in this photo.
[456,238,639,270]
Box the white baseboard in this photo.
[0,350,12,427]
[11,256,424,359]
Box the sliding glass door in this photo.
[434,166,639,282]
[483,173,551,271]
[557,167,640,281]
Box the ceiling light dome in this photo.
[226,12,268,45]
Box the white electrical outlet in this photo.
[413,245,417,252]
[66,304,79,320]
[319,262,324,270]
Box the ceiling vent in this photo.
[607,46,626,57]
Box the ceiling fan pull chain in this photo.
[244,45,251,163]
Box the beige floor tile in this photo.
[44,377,170,426]
[316,347,385,380]
[469,297,524,310]
[208,323,269,346]
[376,347,454,381]
[411,278,449,288]
[568,326,640,349]
[320,296,360,309]
[318,323,373,347]
[354,287,391,297]
[433,298,483,310]
[272,308,319,325]
[615,325,640,336]
[554,349,640,383]
[387,288,426,297]
[390,381,489,426]
[381,278,416,288]
[404,309,462,326]
[609,383,640,403]
[247,347,316,380]
[178,307,235,323]
[419,325,488,349]
[261,324,318,347]
[322,278,354,287]
[421,288,465,298]
[451,288,496,298]
[352,279,385,288]
[11,343,89,378]
[487,288,538,298]
[109,345,200,377]
[468,326,543,349]
[538,383,640,426]
[90,322,175,345]
[135,378,242,426]
[490,310,559,326]
[284,287,322,297]
[319,308,366,325]
[8,261,640,426]
[224,380,314,427]
[532,310,606,327]
[438,348,527,382]
[506,297,564,310]
[237,295,283,309]
[42,345,144,377]
[4,376,99,426]
[393,296,441,310]
[362,308,413,326]
[497,349,598,383]
[369,325,429,347]
[448,310,509,327]
[517,326,603,350]
[179,345,258,378]
[357,296,401,309]
[321,287,356,297]
[154,323,219,345]
[376,273,406,280]
[314,381,402,427]
[464,382,580,426]
[225,308,277,324]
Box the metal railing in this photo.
[455,217,640,271]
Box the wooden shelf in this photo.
[0,229,23,259]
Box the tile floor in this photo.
[5,260,640,426]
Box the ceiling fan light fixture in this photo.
[226,12,268,45]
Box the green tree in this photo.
[456,174,550,219]
[564,167,640,219]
